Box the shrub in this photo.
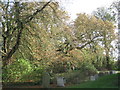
[49,61,68,73]
[3,58,34,82]
[79,62,98,75]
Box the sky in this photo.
[60,0,117,20]
[4,0,117,20]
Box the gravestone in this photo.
[109,70,117,74]
[42,72,50,88]
[94,74,99,80]
[110,70,116,74]
[57,77,65,87]
[90,76,96,81]
[112,70,117,74]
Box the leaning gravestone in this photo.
[57,77,65,87]
[42,72,50,88]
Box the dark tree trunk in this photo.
[2,2,23,66]
[106,55,111,70]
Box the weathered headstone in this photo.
[90,76,96,81]
[42,72,50,88]
[94,74,99,80]
[57,77,65,87]
[111,70,117,74]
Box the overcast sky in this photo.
[60,0,117,20]
[4,0,117,19]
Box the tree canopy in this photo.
[0,0,118,83]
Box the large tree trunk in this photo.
[2,2,23,66]
[106,55,110,70]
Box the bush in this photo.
[48,60,71,74]
[109,60,118,70]
[3,59,46,83]
[21,64,45,82]
[78,62,98,75]
[3,58,34,82]
[51,70,90,84]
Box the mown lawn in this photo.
[67,74,119,88]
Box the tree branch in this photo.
[25,0,52,23]
[2,1,52,65]
[76,35,100,50]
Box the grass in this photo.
[66,74,119,88]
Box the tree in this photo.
[73,13,116,70]
[2,0,72,82]
[92,7,116,22]
[109,0,120,70]
[0,0,52,66]
[93,7,117,70]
